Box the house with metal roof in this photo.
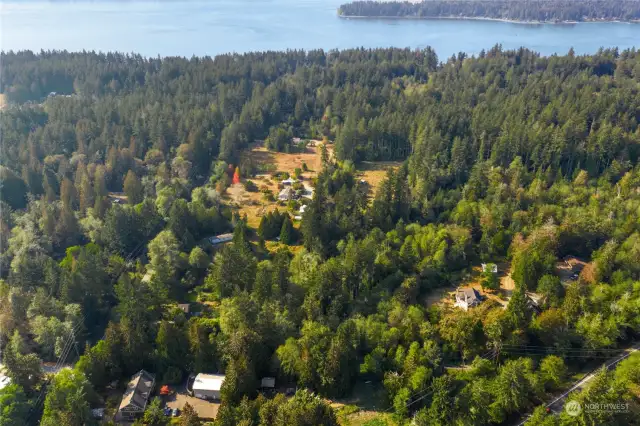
[116,370,155,422]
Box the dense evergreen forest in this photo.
[2,46,640,425]
[338,0,640,22]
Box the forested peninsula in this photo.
[338,1,640,23]
[2,46,640,425]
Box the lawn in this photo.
[328,381,399,426]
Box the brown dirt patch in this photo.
[357,161,402,197]
[425,263,514,310]
[556,256,589,284]
[165,391,219,420]
[246,144,324,175]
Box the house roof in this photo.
[278,187,295,199]
[193,374,225,392]
[456,288,480,302]
[177,303,190,313]
[119,370,155,411]
[261,377,276,388]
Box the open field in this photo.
[356,161,401,197]
[328,381,398,426]
[423,262,514,309]
[225,143,400,231]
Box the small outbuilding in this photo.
[281,178,299,186]
[209,233,233,245]
[192,373,225,401]
[260,377,276,389]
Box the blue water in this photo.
[1,0,639,58]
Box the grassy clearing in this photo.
[328,381,398,426]
[225,144,325,229]
[422,261,514,309]
[226,143,400,232]
[356,161,401,197]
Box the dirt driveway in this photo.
[165,391,219,421]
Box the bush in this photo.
[243,180,258,192]
[481,272,499,292]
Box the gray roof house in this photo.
[117,370,155,422]
[454,288,482,311]
[278,187,296,201]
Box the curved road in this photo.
[515,344,640,425]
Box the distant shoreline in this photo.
[338,14,640,25]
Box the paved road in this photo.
[515,344,640,425]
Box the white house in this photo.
[192,373,225,401]
[454,288,482,311]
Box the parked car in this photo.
[172,408,180,417]
[163,407,172,416]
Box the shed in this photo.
[177,304,190,314]
[209,233,233,245]
[260,377,276,389]
[281,178,298,186]
[192,373,225,401]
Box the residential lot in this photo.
[164,391,219,421]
